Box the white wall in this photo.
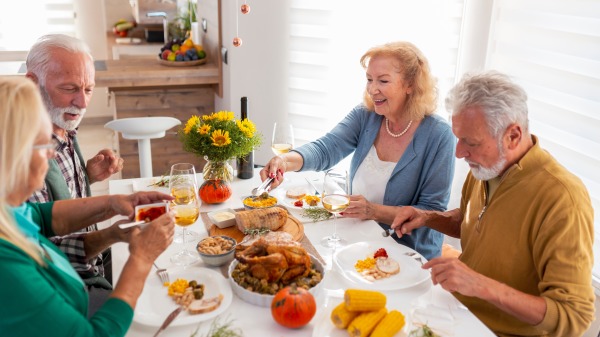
[215,0,290,166]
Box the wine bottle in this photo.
[237,96,254,179]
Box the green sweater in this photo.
[0,203,133,337]
[457,136,595,336]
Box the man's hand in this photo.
[86,148,124,184]
[390,206,426,237]
[424,257,486,297]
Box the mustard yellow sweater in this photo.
[456,136,595,337]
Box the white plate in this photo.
[133,266,233,327]
[271,183,319,211]
[312,298,407,337]
[333,241,430,291]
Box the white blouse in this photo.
[352,145,396,204]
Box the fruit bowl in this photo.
[157,57,207,67]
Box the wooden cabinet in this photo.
[96,0,222,178]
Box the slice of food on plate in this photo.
[354,248,400,281]
[286,186,308,199]
[188,294,224,314]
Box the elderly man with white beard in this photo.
[390,71,594,337]
[25,34,126,316]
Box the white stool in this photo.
[104,117,181,178]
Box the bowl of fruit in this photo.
[158,38,207,67]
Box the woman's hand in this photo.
[259,156,287,189]
[343,195,377,220]
[128,211,175,263]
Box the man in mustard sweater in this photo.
[391,71,594,336]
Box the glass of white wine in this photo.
[271,122,295,156]
[169,163,201,266]
[320,168,350,248]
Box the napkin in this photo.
[408,285,466,336]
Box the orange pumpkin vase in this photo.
[271,284,317,329]
[199,179,232,204]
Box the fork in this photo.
[153,262,170,284]
[305,177,320,195]
[404,252,425,266]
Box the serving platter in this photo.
[204,207,304,243]
[133,266,232,327]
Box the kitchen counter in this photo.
[94,56,219,90]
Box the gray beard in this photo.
[40,86,86,131]
[469,156,507,181]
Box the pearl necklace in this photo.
[385,119,413,138]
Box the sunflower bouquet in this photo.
[179,111,262,162]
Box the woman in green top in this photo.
[0,77,176,336]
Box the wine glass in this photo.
[169,163,201,266]
[320,168,350,248]
[271,122,295,156]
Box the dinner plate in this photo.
[271,182,319,210]
[312,298,408,337]
[133,266,233,327]
[333,241,430,291]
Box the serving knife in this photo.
[152,306,183,337]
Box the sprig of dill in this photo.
[243,228,271,236]
[190,316,243,337]
[301,207,332,222]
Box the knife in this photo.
[305,177,320,195]
[153,306,183,337]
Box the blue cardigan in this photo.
[295,104,455,259]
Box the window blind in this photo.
[288,0,465,152]
[0,0,75,51]
[485,0,600,279]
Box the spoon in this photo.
[251,177,274,196]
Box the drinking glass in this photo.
[320,168,350,248]
[271,122,295,156]
[169,163,201,266]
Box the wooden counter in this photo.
[94,56,220,90]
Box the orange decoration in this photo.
[233,37,243,47]
[241,3,251,14]
[199,179,232,204]
[271,285,316,329]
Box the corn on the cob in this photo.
[330,302,359,329]
[235,207,287,232]
[370,310,406,337]
[344,289,387,312]
[347,307,387,337]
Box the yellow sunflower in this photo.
[236,119,256,138]
[214,110,235,121]
[211,129,231,147]
[198,124,211,135]
[184,115,199,134]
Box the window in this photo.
[288,0,466,150]
[0,0,75,74]
[484,0,600,281]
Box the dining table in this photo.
[107,168,495,337]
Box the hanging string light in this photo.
[241,1,251,14]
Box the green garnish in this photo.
[301,207,332,222]
[408,324,442,337]
[190,316,243,337]
[243,228,271,236]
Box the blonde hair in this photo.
[0,76,50,265]
[360,41,437,120]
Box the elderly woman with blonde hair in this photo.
[260,41,455,259]
[0,76,175,336]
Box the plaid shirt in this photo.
[28,131,104,279]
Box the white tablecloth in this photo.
[108,169,494,337]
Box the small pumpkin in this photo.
[199,179,232,204]
[271,284,316,329]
